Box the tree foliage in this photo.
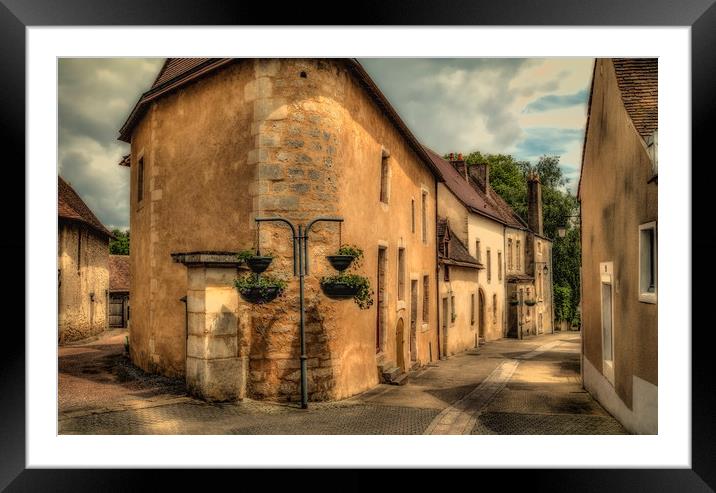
[109,228,130,255]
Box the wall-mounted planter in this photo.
[320,281,359,299]
[238,286,282,304]
[509,299,519,306]
[326,255,355,272]
[524,299,537,306]
[245,256,273,274]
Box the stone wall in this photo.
[58,222,109,343]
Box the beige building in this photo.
[118,58,441,402]
[428,148,553,355]
[579,58,657,434]
[436,217,482,356]
[58,176,112,343]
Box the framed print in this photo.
[3,0,713,489]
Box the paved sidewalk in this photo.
[58,331,627,435]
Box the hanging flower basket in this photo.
[321,280,359,298]
[525,299,537,306]
[326,255,355,272]
[320,273,374,309]
[237,250,274,274]
[509,299,519,306]
[239,286,282,304]
[245,256,273,274]
[234,273,286,304]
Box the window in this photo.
[398,248,406,301]
[538,272,542,298]
[380,150,389,203]
[443,265,450,282]
[76,228,82,274]
[493,294,497,324]
[507,239,513,270]
[450,295,456,324]
[639,222,657,303]
[498,251,502,281]
[516,240,521,270]
[486,248,492,283]
[376,246,387,352]
[538,241,543,255]
[421,191,428,243]
[137,156,145,203]
[475,239,481,263]
[470,294,476,326]
[442,298,448,329]
[422,275,429,322]
[411,199,416,233]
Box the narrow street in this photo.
[58,331,627,435]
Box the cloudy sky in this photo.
[58,57,593,230]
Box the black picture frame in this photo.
[3,0,712,490]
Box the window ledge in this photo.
[396,300,406,311]
[639,293,657,304]
[421,323,429,332]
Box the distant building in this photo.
[579,58,657,434]
[58,176,113,343]
[109,255,130,328]
[428,148,553,356]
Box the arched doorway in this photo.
[478,289,486,340]
[396,318,405,372]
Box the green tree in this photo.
[109,228,130,255]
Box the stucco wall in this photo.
[129,61,256,377]
[437,183,508,342]
[127,59,438,401]
[468,213,506,340]
[58,222,109,343]
[579,58,658,411]
[438,265,479,355]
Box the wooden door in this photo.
[396,318,405,372]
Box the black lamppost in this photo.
[254,216,344,409]
[557,214,581,238]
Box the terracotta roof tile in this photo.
[424,146,526,229]
[58,176,113,238]
[612,58,658,140]
[109,255,130,291]
[437,217,482,267]
[118,58,442,179]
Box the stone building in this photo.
[58,176,112,343]
[118,58,442,402]
[578,58,657,434]
[428,148,553,355]
[505,173,555,339]
[109,254,130,328]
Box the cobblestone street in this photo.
[58,331,627,435]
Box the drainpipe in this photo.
[434,180,441,361]
[179,295,188,371]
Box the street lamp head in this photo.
[557,226,567,238]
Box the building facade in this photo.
[109,254,130,329]
[579,58,658,434]
[118,58,441,402]
[429,148,553,355]
[58,176,112,343]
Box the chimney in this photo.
[468,163,490,196]
[449,152,468,180]
[527,172,543,236]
